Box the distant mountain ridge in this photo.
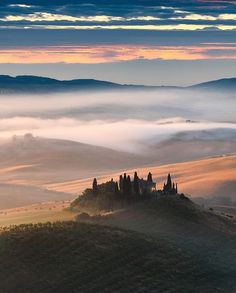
[190,77,236,91]
[0,75,235,93]
[0,75,124,93]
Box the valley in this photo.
[0,153,235,227]
[1,3,236,290]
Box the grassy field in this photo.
[0,154,235,214]
[0,154,235,227]
[0,154,235,292]
[0,201,75,226]
[0,219,235,293]
[0,197,235,292]
[46,154,236,199]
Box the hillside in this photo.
[0,75,157,94]
[0,134,145,185]
[1,75,236,93]
[0,183,74,210]
[0,199,235,292]
[47,154,236,201]
[0,135,147,209]
[0,134,235,210]
[142,129,236,165]
[0,75,123,93]
[81,196,236,241]
[191,77,236,91]
[1,131,235,187]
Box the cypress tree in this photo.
[92,178,99,195]
[133,171,140,199]
[114,182,119,196]
[127,175,132,196]
[123,173,128,197]
[163,183,166,194]
[172,183,175,194]
[119,175,123,192]
[147,172,153,183]
[166,173,172,193]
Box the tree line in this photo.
[87,172,179,210]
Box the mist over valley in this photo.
[0,82,235,210]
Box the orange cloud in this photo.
[1,44,236,64]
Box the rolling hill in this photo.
[0,75,236,93]
[0,134,145,185]
[47,154,236,201]
[1,131,235,187]
[0,75,123,93]
[0,183,74,210]
[0,133,235,210]
[191,77,236,91]
[82,196,236,239]
[0,197,235,292]
[0,135,147,209]
[141,128,236,165]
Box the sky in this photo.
[0,0,236,85]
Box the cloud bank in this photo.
[0,0,236,30]
[0,89,235,151]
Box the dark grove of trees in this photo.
[163,174,178,195]
[74,172,179,212]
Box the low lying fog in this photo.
[0,89,235,151]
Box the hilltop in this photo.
[70,171,236,238]
[48,154,236,201]
[191,77,236,91]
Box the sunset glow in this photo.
[0,0,235,82]
[1,44,236,64]
[0,1,236,289]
